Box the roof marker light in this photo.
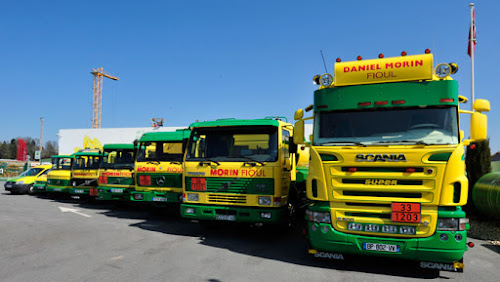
[374,101,388,105]
[401,51,407,56]
[358,102,371,106]
[348,167,357,172]
[392,100,406,105]
[357,56,362,60]
[425,49,431,54]
[336,58,341,63]
[379,53,384,58]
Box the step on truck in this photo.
[131,129,191,205]
[293,51,490,272]
[46,155,74,194]
[97,143,137,201]
[181,117,306,226]
[69,150,102,197]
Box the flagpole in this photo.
[470,3,475,109]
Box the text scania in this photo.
[209,169,267,177]
[356,154,407,162]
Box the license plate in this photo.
[363,243,400,253]
[54,188,62,191]
[111,188,124,193]
[74,189,85,194]
[392,202,421,223]
[215,214,236,221]
[152,197,167,202]
[5,184,12,188]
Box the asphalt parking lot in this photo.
[1,181,499,282]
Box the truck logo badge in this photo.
[356,154,406,162]
[314,252,344,260]
[420,262,457,271]
[156,176,165,186]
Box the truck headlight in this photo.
[437,218,459,231]
[185,207,195,214]
[260,212,272,219]
[435,63,451,78]
[306,210,331,224]
[320,73,333,86]
[258,196,271,206]
[187,193,199,202]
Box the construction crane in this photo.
[90,68,119,129]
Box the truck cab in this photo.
[69,150,102,197]
[131,129,190,204]
[181,117,302,225]
[46,155,74,194]
[294,52,490,271]
[97,143,136,201]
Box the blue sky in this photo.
[1,0,499,152]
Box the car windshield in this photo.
[20,168,44,176]
[73,156,101,170]
[100,149,135,169]
[314,106,459,146]
[186,126,278,163]
[137,141,184,162]
[52,158,72,170]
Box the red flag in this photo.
[468,9,476,57]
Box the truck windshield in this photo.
[100,149,135,169]
[137,142,183,162]
[52,158,72,170]
[186,126,278,162]
[314,106,459,146]
[73,156,101,170]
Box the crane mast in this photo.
[91,68,118,129]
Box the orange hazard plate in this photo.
[391,202,421,223]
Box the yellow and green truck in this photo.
[293,51,490,271]
[181,118,305,225]
[46,155,74,194]
[4,164,52,194]
[69,151,102,197]
[97,143,136,201]
[131,129,190,205]
[33,166,52,193]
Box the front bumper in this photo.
[46,185,71,193]
[306,221,467,263]
[181,203,288,223]
[4,182,30,193]
[33,183,47,192]
[130,190,182,205]
[68,186,98,196]
[97,186,134,201]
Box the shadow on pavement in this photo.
[34,196,441,279]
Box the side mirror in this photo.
[473,99,490,112]
[293,120,305,145]
[294,109,304,121]
[470,112,487,141]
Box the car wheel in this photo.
[28,185,34,195]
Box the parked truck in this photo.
[293,51,490,271]
[69,150,102,197]
[46,155,74,194]
[131,129,190,205]
[181,117,305,226]
[97,143,137,201]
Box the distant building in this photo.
[492,152,500,172]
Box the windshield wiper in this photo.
[372,140,429,145]
[170,161,182,165]
[322,141,366,147]
[199,159,220,166]
[226,156,265,166]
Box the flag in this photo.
[468,7,476,57]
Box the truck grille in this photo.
[207,194,247,204]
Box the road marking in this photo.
[58,207,91,218]
[110,255,124,261]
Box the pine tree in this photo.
[465,138,492,213]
